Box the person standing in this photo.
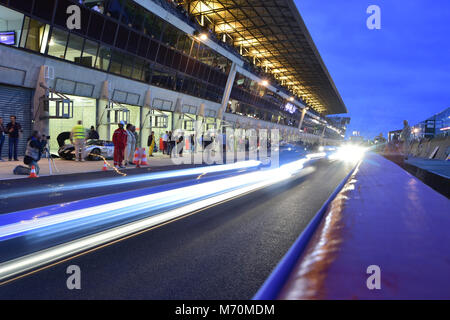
[6,115,22,161]
[113,121,127,168]
[132,125,138,154]
[162,131,169,155]
[168,131,175,157]
[71,120,86,162]
[400,120,412,157]
[87,126,99,140]
[148,131,155,157]
[0,117,5,161]
[124,124,134,165]
[176,134,184,157]
[24,131,47,175]
[190,134,195,153]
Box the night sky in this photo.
[295,0,450,139]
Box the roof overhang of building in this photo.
[181,0,347,115]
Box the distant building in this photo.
[412,107,450,139]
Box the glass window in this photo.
[146,15,162,40]
[47,28,69,59]
[0,5,24,47]
[121,0,136,26]
[65,33,84,63]
[162,25,179,47]
[147,40,159,61]
[190,40,199,58]
[133,10,145,32]
[142,62,152,83]
[184,36,193,54]
[88,11,104,40]
[33,0,56,22]
[138,36,149,57]
[127,30,139,54]
[19,16,29,48]
[116,25,129,50]
[10,0,32,13]
[109,50,124,75]
[97,46,111,71]
[102,20,117,45]
[121,55,134,78]
[21,18,48,52]
[82,39,99,68]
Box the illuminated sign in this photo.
[284,102,297,114]
[0,31,15,45]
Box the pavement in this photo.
[0,158,355,299]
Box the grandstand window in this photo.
[82,39,99,68]
[47,27,69,59]
[133,10,145,32]
[120,0,137,26]
[172,51,182,70]
[65,33,85,63]
[116,25,129,50]
[97,46,111,71]
[144,13,163,40]
[86,11,103,41]
[142,62,152,83]
[137,35,149,57]
[127,30,139,54]
[156,44,168,65]
[109,50,125,75]
[121,54,134,78]
[33,0,56,22]
[190,40,199,58]
[165,47,175,68]
[19,18,49,53]
[102,20,117,45]
[147,40,159,61]
[162,24,180,47]
[9,0,32,13]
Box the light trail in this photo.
[0,156,321,281]
[0,160,262,200]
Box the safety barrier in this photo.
[254,153,450,300]
[253,159,361,300]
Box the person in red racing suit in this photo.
[112,121,128,167]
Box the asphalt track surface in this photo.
[0,158,353,299]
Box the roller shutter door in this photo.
[0,84,32,158]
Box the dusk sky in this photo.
[294,0,450,139]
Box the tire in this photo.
[89,148,102,161]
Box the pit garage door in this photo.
[0,84,32,159]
